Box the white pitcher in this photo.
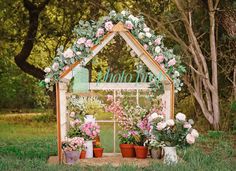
[163,147,178,165]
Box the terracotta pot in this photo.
[119,144,135,158]
[134,145,148,159]
[93,148,104,158]
[80,150,86,159]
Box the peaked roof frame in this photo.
[55,22,175,163]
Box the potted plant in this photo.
[93,142,104,158]
[118,130,138,158]
[150,112,199,164]
[80,121,100,158]
[146,138,164,159]
[62,137,85,164]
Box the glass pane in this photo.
[98,122,114,153]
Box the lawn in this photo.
[0,114,236,171]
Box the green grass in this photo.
[0,114,236,171]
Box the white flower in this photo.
[188,119,194,125]
[148,42,152,46]
[125,20,134,29]
[44,78,50,83]
[166,119,175,126]
[191,129,199,138]
[155,46,161,53]
[121,10,127,16]
[76,37,86,45]
[63,48,74,58]
[186,134,195,144]
[174,71,180,77]
[143,27,150,32]
[138,32,145,39]
[128,15,139,23]
[156,121,167,131]
[76,51,82,56]
[70,112,75,118]
[146,32,152,38]
[105,21,114,31]
[176,112,186,121]
[44,67,51,73]
[154,37,162,45]
[52,62,59,71]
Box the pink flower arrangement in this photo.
[80,122,100,140]
[62,137,86,151]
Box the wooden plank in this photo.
[56,83,62,163]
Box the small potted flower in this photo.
[93,142,104,158]
[80,121,100,158]
[151,112,199,164]
[62,137,85,164]
[119,130,138,158]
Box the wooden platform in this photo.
[48,153,161,167]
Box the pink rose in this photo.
[52,62,59,71]
[184,122,192,129]
[143,44,148,50]
[96,28,105,37]
[105,21,114,31]
[85,39,94,48]
[168,58,176,67]
[63,48,74,58]
[186,134,195,144]
[154,37,162,45]
[125,21,134,30]
[77,37,86,45]
[154,54,164,63]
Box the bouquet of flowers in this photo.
[80,122,100,140]
[62,137,86,152]
[150,112,199,148]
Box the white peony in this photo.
[155,46,161,53]
[186,134,195,144]
[176,112,186,121]
[191,129,199,138]
[44,77,50,83]
[63,48,74,58]
[44,67,51,73]
[138,32,145,39]
[166,119,175,126]
[146,32,152,38]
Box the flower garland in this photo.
[41,10,185,92]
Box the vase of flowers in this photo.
[80,122,100,158]
[62,137,85,164]
[150,112,199,164]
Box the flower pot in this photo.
[93,148,104,158]
[64,151,81,164]
[134,145,148,159]
[151,148,163,159]
[119,144,135,158]
[163,147,178,165]
[85,140,93,158]
[80,150,86,159]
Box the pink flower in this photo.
[168,58,176,67]
[143,44,148,50]
[176,112,186,121]
[143,27,150,32]
[156,121,167,131]
[184,122,192,129]
[186,134,195,144]
[77,37,86,45]
[125,21,134,29]
[154,54,164,63]
[96,28,105,37]
[52,62,59,71]
[63,65,69,71]
[191,129,199,138]
[105,21,114,31]
[63,48,74,58]
[85,39,93,48]
[154,37,162,45]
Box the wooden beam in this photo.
[56,83,62,163]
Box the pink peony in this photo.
[96,28,105,37]
[125,21,134,30]
[105,21,114,31]
[156,121,167,131]
[186,134,195,144]
[85,39,93,48]
[154,54,165,63]
[168,58,176,67]
[77,37,86,45]
[184,122,192,129]
[63,48,74,58]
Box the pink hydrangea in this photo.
[80,122,100,140]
